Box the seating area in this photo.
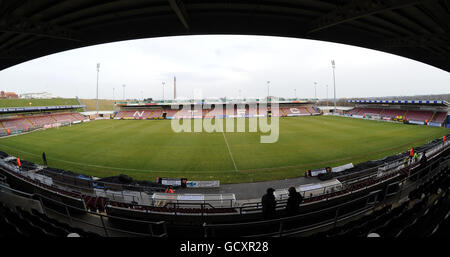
[116,111,128,118]
[175,108,202,118]
[150,110,163,118]
[312,163,450,237]
[1,118,32,131]
[164,109,180,118]
[27,115,56,127]
[405,110,433,122]
[107,200,238,214]
[116,105,323,119]
[51,113,82,123]
[381,109,406,118]
[82,195,107,212]
[306,106,319,114]
[0,112,85,133]
[71,113,85,120]
[350,108,383,116]
[431,111,447,123]
[350,107,445,124]
[0,202,100,237]
[281,107,310,116]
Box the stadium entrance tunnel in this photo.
[0,1,449,72]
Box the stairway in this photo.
[25,118,35,128]
[429,112,436,122]
[0,121,6,133]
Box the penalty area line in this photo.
[222,131,239,172]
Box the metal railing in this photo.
[0,138,447,237]
[203,189,384,237]
[0,147,447,237]
[0,138,447,219]
[202,155,449,237]
[0,182,168,237]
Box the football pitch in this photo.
[0,116,448,184]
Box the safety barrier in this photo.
[0,182,167,237]
[202,155,450,237]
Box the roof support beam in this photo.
[168,0,190,31]
[307,0,432,34]
[0,15,81,42]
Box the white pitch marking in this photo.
[221,131,238,172]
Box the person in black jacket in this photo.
[42,152,47,166]
[286,187,303,216]
[261,188,276,219]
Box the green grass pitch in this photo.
[0,116,448,184]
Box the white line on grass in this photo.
[221,131,239,172]
[0,144,236,174]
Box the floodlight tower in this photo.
[162,81,165,102]
[96,63,100,115]
[314,81,317,99]
[331,60,337,114]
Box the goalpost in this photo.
[54,119,72,129]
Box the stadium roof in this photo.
[0,105,85,113]
[0,0,449,72]
[348,99,449,106]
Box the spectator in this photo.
[261,188,276,219]
[16,157,21,170]
[42,152,47,166]
[286,187,303,216]
[165,186,174,194]
[420,153,427,165]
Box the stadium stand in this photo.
[0,112,85,136]
[405,110,433,122]
[1,118,32,131]
[150,109,163,119]
[114,101,320,120]
[431,112,447,123]
[347,99,448,126]
[27,115,56,127]
[381,109,407,119]
[0,201,101,237]
[164,109,180,118]
[281,107,310,116]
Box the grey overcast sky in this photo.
[0,35,449,100]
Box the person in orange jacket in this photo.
[17,157,21,170]
[165,186,174,194]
